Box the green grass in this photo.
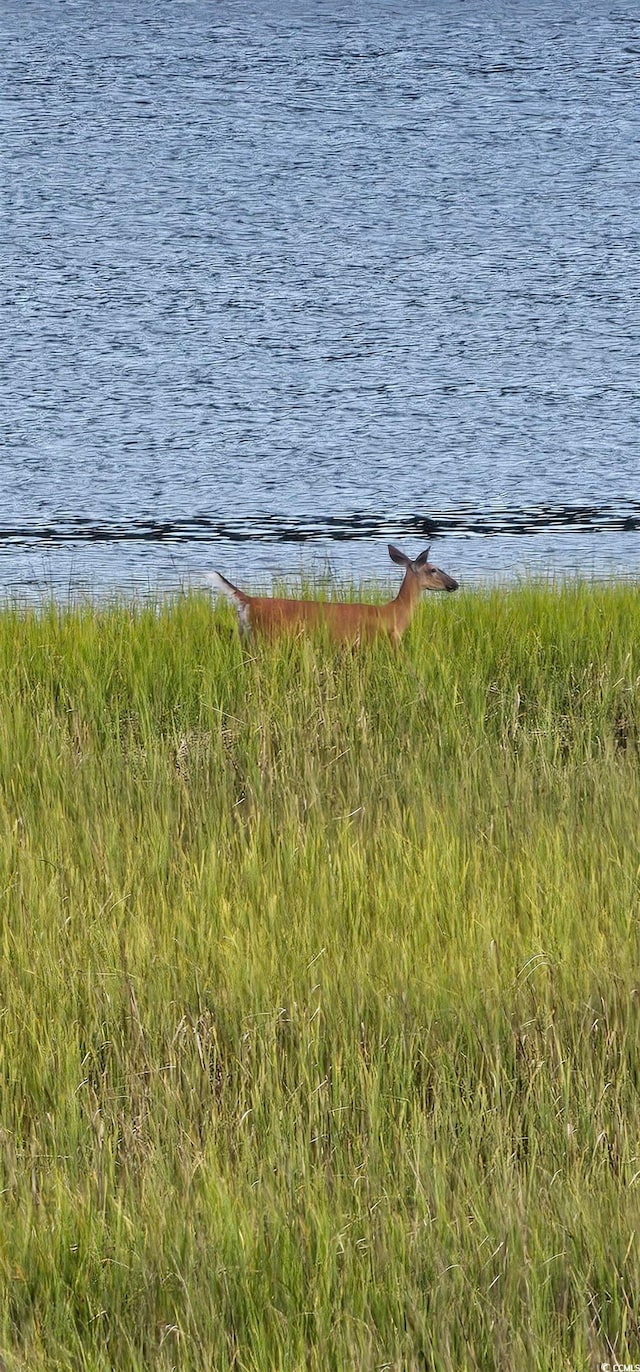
[1,579,640,1370]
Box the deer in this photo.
[209,544,458,645]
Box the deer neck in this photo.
[391,570,421,636]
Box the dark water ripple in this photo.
[2,504,640,548]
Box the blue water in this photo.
[2,0,639,597]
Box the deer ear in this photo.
[388,544,409,566]
[414,547,432,567]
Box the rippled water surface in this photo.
[2,0,639,596]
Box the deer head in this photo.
[388,544,459,592]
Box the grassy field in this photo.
[1,579,639,1370]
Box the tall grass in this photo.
[1,581,639,1370]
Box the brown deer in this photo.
[210,544,458,645]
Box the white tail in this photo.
[208,545,458,645]
[208,571,251,632]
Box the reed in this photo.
[0,580,639,1370]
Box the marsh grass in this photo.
[1,581,640,1369]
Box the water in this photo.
[2,0,639,598]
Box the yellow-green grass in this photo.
[1,581,639,1370]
